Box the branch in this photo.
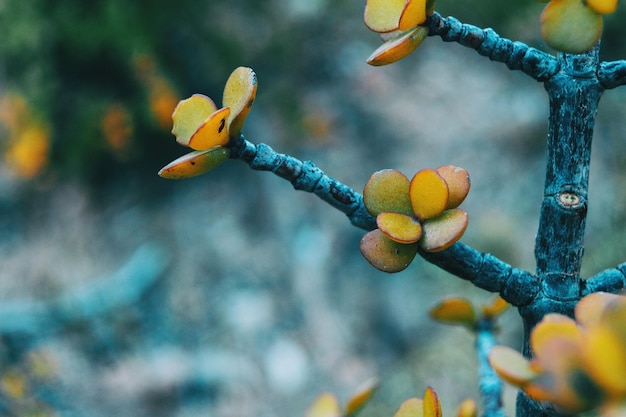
[476,318,506,417]
[425,13,559,82]
[229,137,539,304]
[582,262,626,295]
[597,60,626,89]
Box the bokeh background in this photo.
[1,1,626,416]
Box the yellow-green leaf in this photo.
[188,107,231,150]
[435,165,470,209]
[345,378,379,416]
[364,0,408,33]
[540,0,603,53]
[171,94,219,147]
[222,66,257,137]
[363,169,412,216]
[423,387,441,417]
[429,297,476,327]
[420,208,468,252]
[306,393,342,417]
[158,147,230,179]
[489,345,538,386]
[360,229,419,273]
[586,0,618,14]
[410,169,449,220]
[367,26,429,66]
[377,212,422,244]
[394,398,424,417]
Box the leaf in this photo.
[435,165,470,209]
[455,399,477,417]
[429,297,476,327]
[345,378,379,416]
[394,398,424,417]
[423,387,441,417]
[360,229,419,273]
[530,314,581,362]
[409,169,449,220]
[222,66,258,137]
[540,0,603,53]
[586,0,618,14]
[158,147,230,179]
[377,212,422,244]
[306,393,342,417]
[363,169,412,216]
[420,208,468,252]
[575,292,623,328]
[188,107,231,150]
[481,296,509,318]
[171,94,219,146]
[364,0,409,33]
[581,325,626,396]
[367,26,429,66]
[489,345,538,386]
[398,0,427,30]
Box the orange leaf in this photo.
[345,378,379,416]
[435,165,470,209]
[360,229,419,273]
[481,296,509,318]
[530,314,581,362]
[489,345,538,386]
[158,147,230,179]
[398,0,427,30]
[455,399,477,417]
[363,169,412,216]
[306,393,342,417]
[420,208,468,252]
[410,169,449,220]
[394,398,424,417]
[575,292,624,328]
[367,26,429,66]
[377,212,422,244]
[423,387,441,417]
[222,66,257,137]
[171,94,218,146]
[430,298,476,327]
[188,107,231,150]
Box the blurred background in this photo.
[1,0,626,416]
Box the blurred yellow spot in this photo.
[5,124,50,178]
[101,105,133,153]
[1,370,27,399]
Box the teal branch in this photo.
[476,318,506,417]
[425,12,559,82]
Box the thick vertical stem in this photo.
[534,48,603,301]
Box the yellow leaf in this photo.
[430,298,476,327]
[530,314,581,362]
[540,0,603,53]
[345,378,379,416]
[586,0,618,14]
[575,292,624,328]
[394,398,424,417]
[455,398,477,417]
[423,387,441,417]
[488,345,538,386]
[435,165,470,209]
[188,107,231,150]
[420,208,468,252]
[222,66,258,137]
[158,147,230,179]
[360,229,419,273]
[363,169,412,216]
[171,94,218,146]
[377,212,423,244]
[583,325,626,396]
[410,169,449,220]
[399,0,428,30]
[306,393,342,417]
[364,0,408,33]
[481,296,509,318]
[367,26,429,66]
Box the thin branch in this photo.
[582,262,626,295]
[476,318,506,417]
[229,137,539,305]
[597,60,626,89]
[425,13,559,82]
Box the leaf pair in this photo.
[159,67,257,179]
[306,378,378,417]
[364,0,435,66]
